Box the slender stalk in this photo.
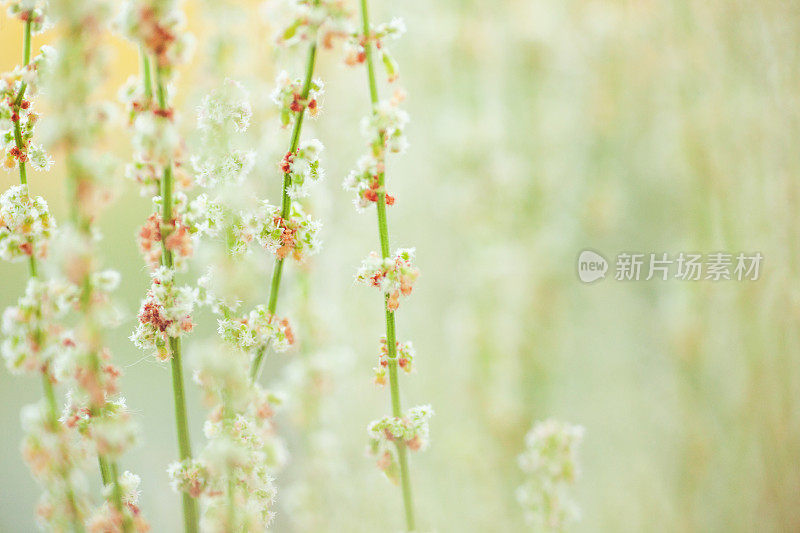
[12,20,32,188]
[250,42,318,381]
[98,455,111,485]
[65,149,132,532]
[154,62,199,533]
[109,462,127,524]
[42,369,85,533]
[141,48,153,101]
[359,0,416,528]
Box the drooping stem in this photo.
[359,0,416,528]
[154,62,199,533]
[250,41,318,381]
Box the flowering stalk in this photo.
[118,1,199,530]
[249,34,319,381]
[157,57,200,533]
[345,1,428,530]
[45,0,150,529]
[243,0,349,383]
[0,3,90,530]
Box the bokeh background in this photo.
[2,0,800,531]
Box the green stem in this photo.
[359,0,416,529]
[98,455,111,485]
[66,148,132,531]
[15,20,83,531]
[226,468,236,530]
[109,461,133,533]
[23,18,31,65]
[153,61,199,533]
[170,340,199,533]
[250,41,318,381]
[42,370,85,533]
[141,48,153,101]
[13,20,32,189]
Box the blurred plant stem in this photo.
[66,148,132,532]
[250,40,319,381]
[359,0,416,528]
[154,60,199,533]
[13,19,85,532]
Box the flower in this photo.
[197,78,252,133]
[0,184,55,261]
[217,305,295,354]
[361,97,409,155]
[283,138,325,199]
[373,338,415,386]
[167,458,209,498]
[270,71,324,128]
[2,278,78,374]
[355,248,420,310]
[234,201,321,261]
[130,267,197,361]
[516,420,584,531]
[343,154,395,210]
[275,0,350,47]
[117,0,194,73]
[5,1,52,33]
[367,405,433,482]
[344,17,405,82]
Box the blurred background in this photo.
[2,0,800,531]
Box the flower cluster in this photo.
[198,78,252,133]
[193,78,255,188]
[282,138,324,198]
[20,400,91,529]
[343,94,408,208]
[4,0,51,33]
[167,458,208,498]
[271,71,324,128]
[138,193,223,270]
[355,248,420,310]
[169,344,282,531]
[343,155,392,210]
[344,17,405,82]
[130,267,197,361]
[1,46,55,172]
[61,396,134,456]
[87,470,148,532]
[234,201,321,261]
[0,184,55,261]
[276,0,349,47]
[117,0,195,198]
[2,278,77,374]
[217,304,295,354]
[373,338,414,386]
[516,420,584,531]
[119,75,186,196]
[117,0,194,74]
[362,94,409,156]
[367,405,433,483]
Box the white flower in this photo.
[517,419,584,531]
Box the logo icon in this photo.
[577,250,608,283]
